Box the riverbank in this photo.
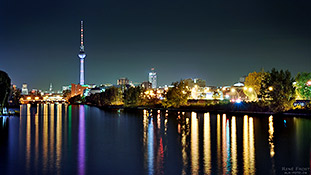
[83,102,311,117]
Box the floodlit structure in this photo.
[78,21,87,85]
[117,78,129,85]
[149,68,157,89]
[21,83,28,95]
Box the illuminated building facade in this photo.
[149,68,157,89]
[71,84,88,97]
[117,78,129,85]
[78,21,86,85]
[141,81,152,89]
[21,83,28,95]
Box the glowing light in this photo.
[231,88,236,92]
[35,97,39,100]
[56,105,62,173]
[43,104,48,171]
[217,114,221,171]
[307,80,311,86]
[231,116,238,175]
[50,104,55,169]
[27,97,31,100]
[26,104,31,171]
[244,87,248,90]
[268,86,273,91]
[243,115,249,174]
[148,115,154,175]
[268,115,275,157]
[78,105,86,175]
[191,112,199,175]
[236,99,242,103]
[249,87,253,92]
[203,113,211,175]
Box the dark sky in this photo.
[0,0,310,90]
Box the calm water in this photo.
[0,104,310,175]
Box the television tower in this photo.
[78,21,86,85]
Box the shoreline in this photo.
[85,103,311,117]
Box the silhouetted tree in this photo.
[0,70,11,113]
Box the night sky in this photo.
[0,0,310,90]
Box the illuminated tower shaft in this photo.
[78,21,86,85]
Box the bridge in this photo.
[20,95,66,104]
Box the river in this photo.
[0,104,310,174]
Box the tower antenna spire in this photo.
[80,20,84,51]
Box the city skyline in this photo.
[1,0,310,90]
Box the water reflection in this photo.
[268,115,275,158]
[143,109,165,175]
[50,104,55,171]
[268,115,275,174]
[35,105,39,174]
[243,115,255,174]
[7,105,303,174]
[26,104,31,172]
[217,114,221,172]
[181,113,190,175]
[43,104,48,172]
[222,114,229,174]
[231,116,238,175]
[191,112,199,175]
[56,104,62,174]
[78,105,86,175]
[147,112,154,175]
[18,104,68,174]
[203,113,211,175]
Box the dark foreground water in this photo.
[0,104,310,175]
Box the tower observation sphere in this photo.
[78,51,86,59]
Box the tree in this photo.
[162,80,191,108]
[124,86,143,107]
[195,79,206,87]
[63,89,71,101]
[295,72,311,100]
[184,78,206,88]
[184,79,195,88]
[101,86,123,105]
[0,70,11,113]
[260,68,296,112]
[9,87,21,107]
[244,71,268,100]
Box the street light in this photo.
[249,87,253,92]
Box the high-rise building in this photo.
[149,68,157,89]
[21,83,28,95]
[49,83,53,92]
[117,78,129,85]
[78,21,87,85]
[141,81,152,89]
